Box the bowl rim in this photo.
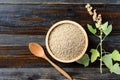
[46,20,88,63]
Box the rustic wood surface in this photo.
[0,0,119,80]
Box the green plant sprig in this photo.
[77,3,120,74]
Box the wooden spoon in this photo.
[29,42,72,80]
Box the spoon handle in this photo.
[44,56,72,80]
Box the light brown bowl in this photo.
[46,20,88,63]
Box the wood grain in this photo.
[0,1,119,80]
[0,4,119,35]
[0,68,119,80]
[0,0,119,4]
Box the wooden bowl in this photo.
[46,20,88,63]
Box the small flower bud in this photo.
[85,3,91,8]
[85,3,93,15]
[93,9,97,21]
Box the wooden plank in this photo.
[0,68,119,80]
[0,34,119,52]
[0,4,119,35]
[0,0,119,4]
[0,35,45,46]
[0,56,50,68]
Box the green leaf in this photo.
[102,24,112,36]
[87,24,97,35]
[95,23,99,28]
[76,54,89,67]
[112,50,120,61]
[90,49,100,63]
[110,63,120,74]
[102,54,113,69]
[102,22,108,31]
[105,24,112,35]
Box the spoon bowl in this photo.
[29,42,45,58]
[29,42,72,80]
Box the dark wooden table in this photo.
[0,0,120,80]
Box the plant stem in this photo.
[100,29,103,73]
